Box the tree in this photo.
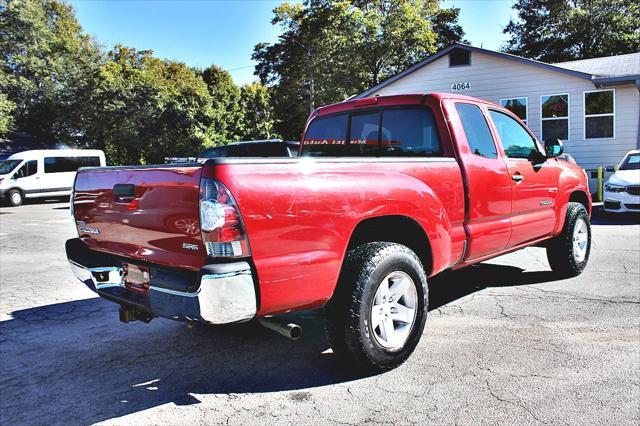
[0,0,102,144]
[253,0,465,139]
[199,65,243,145]
[86,45,216,165]
[502,0,640,62]
[0,92,15,136]
[236,82,278,140]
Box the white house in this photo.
[355,44,640,190]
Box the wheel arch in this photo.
[345,215,433,276]
[569,190,591,214]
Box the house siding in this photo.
[370,51,640,172]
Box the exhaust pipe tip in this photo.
[259,317,302,340]
[288,323,302,340]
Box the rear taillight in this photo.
[199,178,250,258]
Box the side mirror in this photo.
[604,166,615,172]
[544,139,564,158]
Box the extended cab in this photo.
[66,93,592,371]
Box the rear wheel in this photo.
[326,242,428,372]
[547,202,591,277]
[7,189,23,207]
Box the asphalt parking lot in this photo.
[0,201,638,425]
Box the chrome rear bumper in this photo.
[66,239,257,324]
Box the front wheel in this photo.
[7,189,23,207]
[546,202,591,277]
[326,242,428,372]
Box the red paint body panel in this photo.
[71,92,591,317]
[73,165,205,270]
[203,159,466,315]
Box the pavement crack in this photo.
[484,378,548,424]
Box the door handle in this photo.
[511,174,524,183]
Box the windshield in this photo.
[0,159,22,175]
[620,153,640,170]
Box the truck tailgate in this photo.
[72,165,205,270]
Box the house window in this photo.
[541,94,569,141]
[584,90,614,139]
[449,49,471,67]
[500,97,528,124]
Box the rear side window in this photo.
[200,146,227,158]
[245,143,289,157]
[44,156,101,173]
[381,109,441,156]
[225,145,248,156]
[488,110,539,159]
[455,104,497,159]
[302,114,348,156]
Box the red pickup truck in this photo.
[66,93,592,371]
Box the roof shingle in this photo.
[553,53,640,77]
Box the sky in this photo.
[69,0,517,85]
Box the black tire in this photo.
[6,189,23,207]
[326,242,428,372]
[546,202,591,277]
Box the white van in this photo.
[0,149,106,206]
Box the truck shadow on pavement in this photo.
[1,263,562,424]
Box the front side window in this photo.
[302,114,348,156]
[584,90,614,139]
[500,97,527,124]
[489,110,538,159]
[541,94,569,140]
[455,103,497,159]
[14,160,37,179]
[0,159,22,175]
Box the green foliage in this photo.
[237,82,278,140]
[200,65,243,145]
[0,0,102,144]
[85,46,216,165]
[502,0,640,62]
[253,0,465,139]
[0,0,279,164]
[0,91,15,136]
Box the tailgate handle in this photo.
[113,184,136,201]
